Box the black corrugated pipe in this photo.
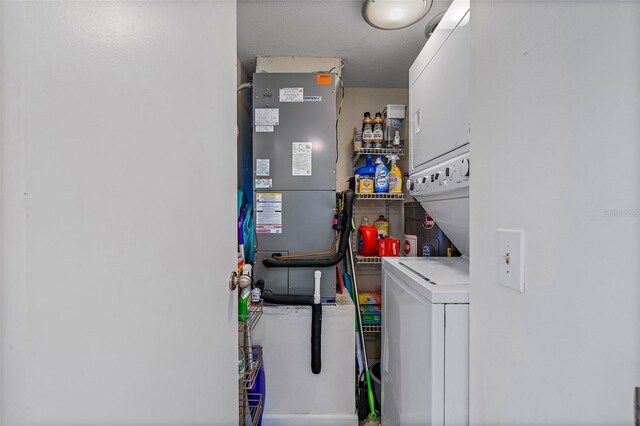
[261,189,354,269]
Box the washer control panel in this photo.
[407,152,470,196]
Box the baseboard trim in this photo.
[262,413,358,426]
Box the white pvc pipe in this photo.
[314,270,322,305]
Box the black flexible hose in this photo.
[262,190,354,269]
[311,304,322,374]
[262,291,323,374]
[261,293,313,305]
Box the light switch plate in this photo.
[497,229,525,293]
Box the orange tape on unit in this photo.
[316,74,332,85]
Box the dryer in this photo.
[409,0,470,174]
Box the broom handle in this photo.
[348,239,377,416]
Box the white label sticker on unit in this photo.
[255,108,279,126]
[256,125,274,133]
[255,178,272,189]
[256,192,282,234]
[292,142,312,176]
[256,159,270,176]
[279,87,304,103]
[303,96,322,102]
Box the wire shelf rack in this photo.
[238,300,263,332]
[239,392,264,426]
[353,147,404,163]
[239,345,263,391]
[361,324,382,333]
[355,255,382,264]
[355,193,405,200]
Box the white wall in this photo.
[337,88,409,192]
[470,1,640,424]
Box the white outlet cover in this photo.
[497,229,525,293]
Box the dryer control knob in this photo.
[460,158,470,177]
[406,179,414,191]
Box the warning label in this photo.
[255,178,272,189]
[279,87,304,103]
[256,192,282,234]
[423,215,435,230]
[256,159,270,176]
[255,108,279,126]
[292,142,312,176]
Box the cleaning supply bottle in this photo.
[354,155,376,194]
[358,217,378,256]
[362,112,372,131]
[354,155,376,177]
[238,265,253,322]
[362,123,373,148]
[372,123,384,148]
[374,215,390,239]
[238,286,251,322]
[374,155,389,193]
[387,154,403,193]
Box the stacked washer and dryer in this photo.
[381,0,471,424]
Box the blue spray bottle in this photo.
[374,155,389,193]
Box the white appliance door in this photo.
[382,267,445,426]
[410,10,470,173]
[1,2,238,424]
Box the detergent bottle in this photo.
[354,155,376,194]
[387,154,403,193]
[354,155,376,176]
[358,217,378,256]
[374,155,389,193]
[374,215,390,238]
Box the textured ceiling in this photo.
[238,0,452,88]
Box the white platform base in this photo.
[263,413,358,426]
[252,291,355,423]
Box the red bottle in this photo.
[358,217,378,256]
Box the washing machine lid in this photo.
[382,257,469,304]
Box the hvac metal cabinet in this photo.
[252,73,338,301]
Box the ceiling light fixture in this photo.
[362,0,433,30]
[424,11,446,39]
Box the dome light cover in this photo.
[362,0,434,30]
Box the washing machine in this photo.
[382,257,469,425]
